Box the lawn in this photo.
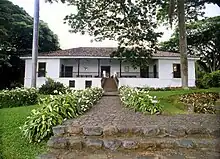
[0,105,46,159]
[0,88,219,158]
[150,87,220,115]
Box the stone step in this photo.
[103,92,119,96]
[37,148,220,159]
[52,124,220,139]
[47,135,220,152]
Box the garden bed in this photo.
[178,92,219,114]
[119,86,220,115]
[20,87,103,143]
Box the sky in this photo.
[10,0,220,49]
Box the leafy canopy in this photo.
[157,0,220,26]
[0,0,60,89]
[0,0,60,57]
[46,0,162,68]
[159,16,220,73]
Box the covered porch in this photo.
[59,58,159,79]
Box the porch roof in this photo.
[21,47,198,59]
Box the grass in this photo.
[0,88,219,158]
[150,87,220,115]
[0,105,46,159]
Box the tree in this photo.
[157,0,220,25]
[46,0,162,68]
[0,0,60,89]
[160,16,220,73]
[168,0,188,88]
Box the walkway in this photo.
[64,96,220,134]
[39,95,220,159]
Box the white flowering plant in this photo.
[0,87,38,108]
[119,86,163,114]
[20,87,103,143]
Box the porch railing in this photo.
[60,72,100,78]
[60,71,159,78]
[119,72,158,78]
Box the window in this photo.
[124,66,129,72]
[69,80,75,88]
[38,62,46,77]
[153,64,157,78]
[173,64,181,78]
[60,64,64,77]
[140,66,149,78]
[85,80,92,88]
[64,66,73,77]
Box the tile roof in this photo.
[27,47,196,58]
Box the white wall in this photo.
[57,78,102,89]
[24,58,196,89]
[118,59,196,88]
[24,59,60,87]
[158,59,196,80]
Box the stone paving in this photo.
[40,148,220,159]
[38,95,220,159]
[63,96,220,134]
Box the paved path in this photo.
[43,96,220,159]
[55,149,220,159]
[64,96,220,132]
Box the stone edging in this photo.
[52,124,220,138]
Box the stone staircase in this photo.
[102,78,118,92]
[37,123,220,159]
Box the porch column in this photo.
[98,59,100,77]
[119,59,122,77]
[77,59,80,77]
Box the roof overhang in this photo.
[20,56,199,60]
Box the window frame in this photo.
[85,80,92,88]
[64,66,73,77]
[38,62,46,77]
[69,80,75,88]
[173,63,181,78]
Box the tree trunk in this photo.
[177,0,188,88]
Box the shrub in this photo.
[39,78,66,95]
[179,92,219,114]
[201,70,220,88]
[20,87,103,143]
[0,88,38,108]
[195,78,205,88]
[119,86,163,114]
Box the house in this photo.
[21,47,198,90]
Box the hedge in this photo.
[0,88,38,108]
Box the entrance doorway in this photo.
[101,66,111,77]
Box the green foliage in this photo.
[20,87,103,143]
[157,0,220,26]
[157,0,206,25]
[119,86,163,115]
[160,16,220,73]
[0,88,38,108]
[46,0,162,68]
[201,70,220,88]
[0,0,60,89]
[179,92,219,114]
[38,78,66,95]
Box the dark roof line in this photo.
[23,47,197,58]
